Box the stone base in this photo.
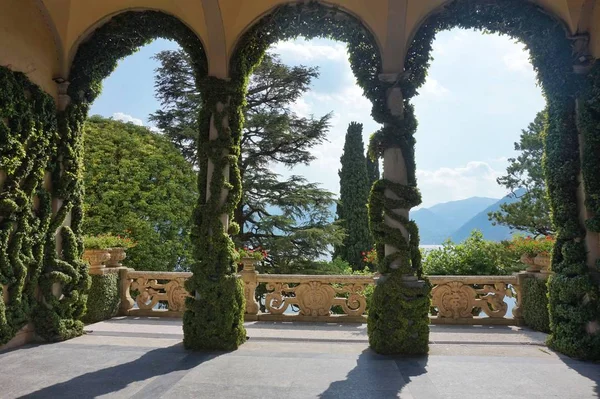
[0,323,37,352]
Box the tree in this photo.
[335,122,372,270]
[366,153,380,190]
[82,116,198,271]
[151,50,343,267]
[489,110,554,237]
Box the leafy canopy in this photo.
[488,110,553,237]
[82,116,198,271]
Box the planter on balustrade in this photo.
[106,247,126,268]
[82,249,111,271]
[520,253,551,274]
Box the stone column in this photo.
[367,74,430,355]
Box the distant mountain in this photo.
[450,190,525,242]
[412,197,498,244]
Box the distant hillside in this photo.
[412,197,498,244]
[450,190,524,242]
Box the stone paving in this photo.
[0,317,598,398]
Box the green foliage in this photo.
[404,0,599,360]
[0,66,61,345]
[422,231,522,276]
[152,50,343,268]
[83,117,196,271]
[489,111,553,236]
[83,234,136,250]
[578,63,600,233]
[368,273,430,355]
[522,277,550,333]
[83,273,120,324]
[336,122,372,270]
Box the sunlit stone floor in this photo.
[0,318,598,398]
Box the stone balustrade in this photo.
[116,265,542,326]
[119,269,192,317]
[429,275,522,325]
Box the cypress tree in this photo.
[335,122,372,270]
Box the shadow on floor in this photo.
[317,349,429,398]
[20,344,223,399]
[563,357,600,397]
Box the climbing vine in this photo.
[0,66,58,345]
[404,0,600,359]
[578,63,600,234]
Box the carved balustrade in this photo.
[117,267,530,325]
[119,270,192,317]
[429,275,523,325]
[248,274,374,322]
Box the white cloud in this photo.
[112,112,144,126]
[112,112,162,133]
[270,40,347,62]
[416,161,509,207]
[421,78,450,98]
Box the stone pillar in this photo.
[367,73,430,355]
[239,258,259,320]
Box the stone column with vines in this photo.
[182,78,246,350]
[367,75,430,355]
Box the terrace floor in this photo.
[0,318,599,398]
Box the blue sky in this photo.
[90,29,545,208]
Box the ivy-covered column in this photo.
[183,77,246,350]
[367,75,430,355]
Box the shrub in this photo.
[522,277,550,333]
[83,273,120,324]
[422,231,522,276]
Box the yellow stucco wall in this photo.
[0,0,60,97]
[41,0,210,77]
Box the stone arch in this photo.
[66,10,208,107]
[403,0,600,360]
[228,0,385,72]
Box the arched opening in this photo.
[33,10,208,343]
[229,2,430,355]
[404,0,599,359]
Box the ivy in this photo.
[404,0,600,359]
[0,66,57,345]
[578,63,600,233]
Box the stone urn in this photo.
[83,249,111,270]
[520,253,551,273]
[106,247,126,268]
[240,257,259,271]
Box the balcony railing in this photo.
[117,262,536,326]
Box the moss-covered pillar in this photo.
[367,74,430,355]
[183,77,246,351]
